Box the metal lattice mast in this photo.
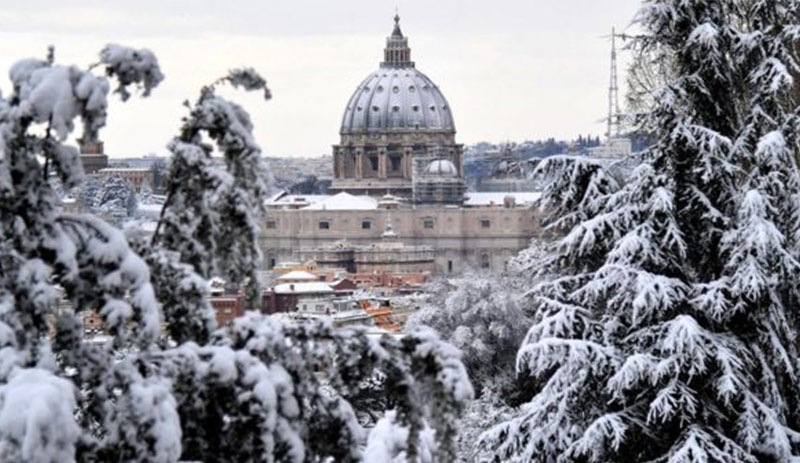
[607,27,621,140]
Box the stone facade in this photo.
[79,140,109,174]
[262,204,539,273]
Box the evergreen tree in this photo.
[97,174,137,218]
[152,69,271,305]
[480,1,800,461]
[407,271,534,404]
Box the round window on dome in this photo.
[392,105,400,112]
[357,107,363,111]
[372,106,380,112]
[363,87,370,92]
[392,86,399,93]
[377,85,384,92]
[409,85,416,92]
[430,106,436,111]
[412,105,419,111]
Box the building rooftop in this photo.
[274,282,335,295]
[268,191,541,211]
[277,271,319,282]
[463,192,541,207]
[302,192,378,211]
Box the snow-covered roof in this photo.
[265,194,330,207]
[275,261,302,268]
[378,194,401,204]
[136,203,163,219]
[98,167,150,173]
[274,282,334,295]
[463,192,541,207]
[277,271,319,281]
[302,192,378,211]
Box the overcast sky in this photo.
[0,0,642,158]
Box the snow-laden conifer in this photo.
[153,68,271,305]
[480,1,800,461]
[408,272,533,402]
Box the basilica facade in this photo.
[261,15,541,273]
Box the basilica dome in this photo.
[330,14,464,201]
[340,15,455,135]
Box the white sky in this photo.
[0,0,642,158]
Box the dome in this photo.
[340,15,455,135]
[341,69,455,135]
[424,159,458,177]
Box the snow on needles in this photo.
[0,368,79,463]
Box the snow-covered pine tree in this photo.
[407,272,533,403]
[480,1,800,462]
[0,46,472,463]
[0,43,169,463]
[152,68,270,306]
[97,174,137,218]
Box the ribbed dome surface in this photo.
[340,68,455,135]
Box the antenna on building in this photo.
[607,27,622,140]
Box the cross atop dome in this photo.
[382,13,414,68]
[392,13,403,38]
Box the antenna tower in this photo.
[607,27,621,140]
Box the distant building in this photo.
[587,137,632,159]
[79,140,109,174]
[209,278,245,326]
[210,295,245,326]
[478,146,540,192]
[264,282,336,314]
[299,223,434,274]
[330,14,464,200]
[96,167,152,191]
[277,271,320,283]
[261,15,542,273]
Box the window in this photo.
[481,219,491,229]
[390,156,402,171]
[423,219,435,229]
[266,220,277,229]
[447,260,453,273]
[362,220,372,230]
[319,221,330,230]
[480,253,490,269]
[269,257,276,269]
